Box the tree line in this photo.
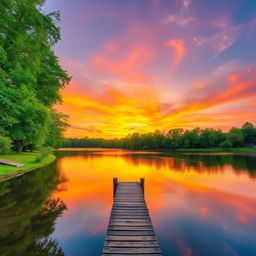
[62,122,256,150]
[0,0,71,153]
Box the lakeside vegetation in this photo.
[0,0,70,155]
[0,152,56,180]
[63,122,256,151]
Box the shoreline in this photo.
[58,147,256,153]
[0,153,56,182]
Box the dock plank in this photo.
[0,159,24,167]
[102,180,162,255]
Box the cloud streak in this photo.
[165,39,186,67]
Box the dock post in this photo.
[113,177,118,198]
[140,178,145,196]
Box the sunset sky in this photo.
[44,0,256,138]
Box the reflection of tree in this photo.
[57,150,256,178]
[27,238,64,256]
[159,153,256,178]
[115,152,256,178]
[0,161,67,256]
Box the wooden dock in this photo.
[102,178,162,255]
[0,159,24,167]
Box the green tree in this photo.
[241,122,256,144]
[220,140,232,149]
[45,110,69,148]
[0,0,71,152]
[0,135,12,153]
[9,95,50,153]
[227,127,244,147]
[167,128,184,148]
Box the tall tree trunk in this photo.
[17,140,23,153]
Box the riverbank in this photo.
[171,147,256,153]
[0,152,56,182]
[59,147,256,153]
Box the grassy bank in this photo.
[171,147,256,153]
[0,152,56,182]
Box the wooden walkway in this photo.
[0,159,24,167]
[102,178,162,255]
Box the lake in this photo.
[1,148,256,256]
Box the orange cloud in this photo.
[165,39,186,67]
[57,81,164,138]
[200,207,209,217]
[195,82,204,89]
[162,67,256,126]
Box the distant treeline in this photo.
[62,122,256,150]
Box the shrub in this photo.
[0,135,12,153]
[220,140,232,149]
[35,146,53,163]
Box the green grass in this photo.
[0,152,56,178]
[171,147,256,153]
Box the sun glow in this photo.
[50,0,256,138]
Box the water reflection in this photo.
[1,149,256,255]
[0,161,67,256]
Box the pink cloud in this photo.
[193,25,239,55]
[165,39,186,67]
[164,15,194,26]
[92,45,152,84]
[183,0,192,8]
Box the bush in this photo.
[35,147,53,163]
[0,135,12,153]
[220,140,232,149]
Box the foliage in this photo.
[241,122,256,144]
[62,122,256,150]
[0,0,71,153]
[45,110,69,148]
[35,147,54,163]
[220,140,232,149]
[227,128,244,147]
[0,135,12,153]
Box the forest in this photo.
[62,122,256,150]
[0,0,70,153]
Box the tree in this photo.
[8,93,50,153]
[0,0,71,152]
[45,110,69,148]
[227,128,244,147]
[0,135,12,153]
[220,140,232,149]
[183,128,200,148]
[167,128,184,148]
[241,122,256,144]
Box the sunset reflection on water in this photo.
[51,149,256,256]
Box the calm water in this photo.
[1,149,256,256]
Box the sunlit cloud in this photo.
[165,39,186,67]
[194,82,204,89]
[182,0,192,9]
[92,45,151,84]
[193,26,239,55]
[164,15,194,26]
